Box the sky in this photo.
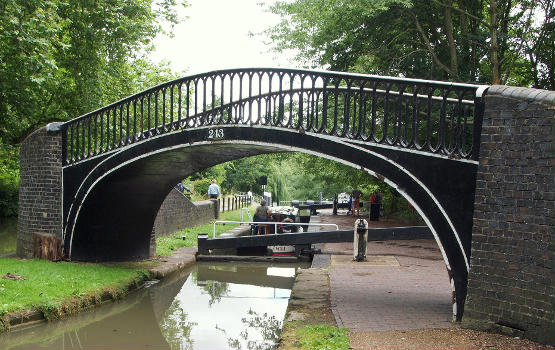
[151,0,297,75]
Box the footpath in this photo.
[281,212,454,348]
[282,211,551,350]
[315,212,454,331]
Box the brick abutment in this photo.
[17,126,63,259]
[463,86,555,345]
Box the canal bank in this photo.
[0,245,197,332]
[1,260,307,350]
[0,220,296,336]
[0,206,253,332]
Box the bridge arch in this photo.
[62,125,472,319]
[54,68,486,321]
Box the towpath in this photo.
[310,210,455,331]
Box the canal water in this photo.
[0,261,308,350]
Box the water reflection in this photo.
[0,262,304,350]
[227,309,282,350]
[160,299,197,350]
[166,262,296,350]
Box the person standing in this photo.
[207,179,220,199]
[254,199,271,235]
[370,191,382,221]
[351,188,362,216]
[370,192,378,220]
[375,191,382,220]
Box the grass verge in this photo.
[0,258,149,330]
[297,324,350,350]
[156,206,256,256]
[0,206,254,331]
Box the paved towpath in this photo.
[314,210,456,331]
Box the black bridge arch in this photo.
[59,68,487,321]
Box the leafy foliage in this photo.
[0,0,186,217]
[0,0,184,145]
[0,143,19,217]
[265,0,554,89]
[185,153,418,220]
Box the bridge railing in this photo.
[60,68,487,166]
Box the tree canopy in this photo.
[265,0,554,89]
[186,153,415,219]
[0,0,186,216]
[0,0,185,146]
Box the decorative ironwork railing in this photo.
[60,68,487,165]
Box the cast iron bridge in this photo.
[57,68,487,320]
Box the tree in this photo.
[220,154,291,196]
[0,0,185,146]
[0,0,186,216]
[518,0,554,89]
[264,0,554,89]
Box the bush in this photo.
[192,178,212,199]
[0,174,18,217]
[0,144,19,217]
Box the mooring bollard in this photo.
[353,219,368,261]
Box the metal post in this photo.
[216,199,220,219]
[353,219,368,261]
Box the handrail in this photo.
[212,220,339,238]
[59,68,487,166]
[239,207,252,222]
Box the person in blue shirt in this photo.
[207,179,220,199]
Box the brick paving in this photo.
[316,211,457,331]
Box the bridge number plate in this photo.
[208,128,224,140]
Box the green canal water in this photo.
[0,261,309,350]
